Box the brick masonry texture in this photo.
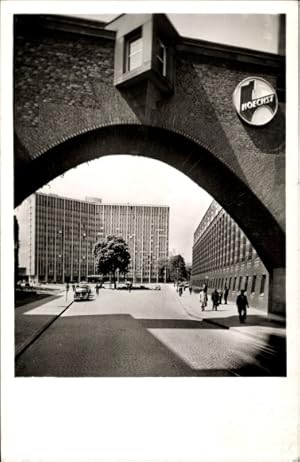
[14,18,285,274]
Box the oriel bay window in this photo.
[106,14,177,93]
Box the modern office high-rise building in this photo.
[17,193,169,284]
[192,200,269,311]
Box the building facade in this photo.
[192,201,269,311]
[18,193,169,284]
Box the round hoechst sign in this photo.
[233,77,278,126]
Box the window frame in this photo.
[260,274,266,295]
[124,28,143,73]
[251,275,257,293]
[156,38,167,77]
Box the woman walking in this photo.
[211,289,219,311]
[199,289,206,311]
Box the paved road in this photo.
[15,285,274,377]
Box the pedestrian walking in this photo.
[224,285,229,304]
[236,289,249,323]
[203,283,208,307]
[199,289,206,311]
[95,283,100,295]
[211,289,219,311]
[65,282,70,301]
[72,283,76,292]
[178,285,183,296]
[189,285,192,295]
[218,290,223,305]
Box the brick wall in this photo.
[14,15,285,277]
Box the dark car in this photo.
[74,284,92,301]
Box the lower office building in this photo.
[192,200,269,311]
[17,193,169,284]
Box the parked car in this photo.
[74,284,92,301]
[17,280,32,290]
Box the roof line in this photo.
[15,14,285,67]
[35,192,170,208]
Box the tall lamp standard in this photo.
[175,266,180,291]
[138,250,145,284]
[58,229,64,283]
[155,229,161,284]
[82,231,87,281]
[95,227,104,275]
[148,254,153,284]
[155,230,167,283]
[129,234,136,283]
[116,227,123,284]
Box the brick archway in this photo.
[15,123,285,274]
[13,13,286,315]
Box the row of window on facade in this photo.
[197,274,267,295]
[36,221,168,233]
[193,246,257,271]
[37,194,169,215]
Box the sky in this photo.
[33,12,281,263]
[38,156,213,263]
[72,13,280,53]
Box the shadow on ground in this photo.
[138,318,223,329]
[15,293,60,310]
[236,333,286,376]
[203,314,285,329]
[15,314,286,378]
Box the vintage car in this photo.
[74,283,92,301]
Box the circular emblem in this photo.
[233,77,278,126]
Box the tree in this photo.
[169,254,187,282]
[157,257,169,282]
[94,235,131,289]
[185,263,192,281]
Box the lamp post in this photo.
[129,234,136,283]
[138,250,145,284]
[58,229,64,283]
[81,231,87,281]
[155,229,161,284]
[148,254,153,284]
[95,227,104,275]
[174,264,181,291]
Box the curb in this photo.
[15,299,74,360]
[201,316,286,344]
[178,299,286,344]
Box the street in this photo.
[15,285,284,377]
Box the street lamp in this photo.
[57,229,64,283]
[138,250,146,284]
[148,253,153,284]
[129,234,136,283]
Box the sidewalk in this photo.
[15,292,74,358]
[175,288,286,346]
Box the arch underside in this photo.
[14,124,285,271]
